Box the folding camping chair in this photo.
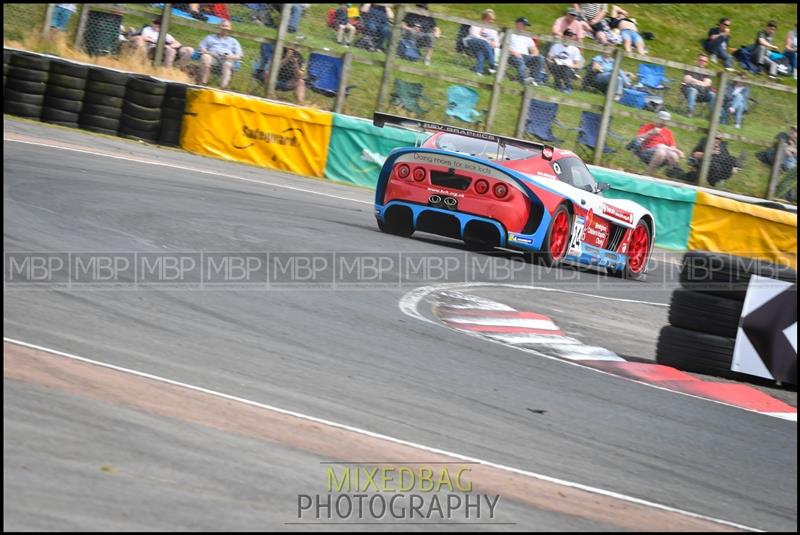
[575,111,624,157]
[523,99,572,143]
[307,52,356,98]
[635,63,671,93]
[389,79,433,117]
[445,85,483,124]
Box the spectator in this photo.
[174,3,208,22]
[684,134,741,186]
[50,4,76,32]
[609,5,646,55]
[288,4,311,35]
[720,79,750,129]
[197,20,243,89]
[360,4,394,53]
[703,18,735,71]
[589,46,629,99]
[131,18,194,70]
[752,20,781,78]
[274,47,306,105]
[757,126,798,172]
[681,54,716,118]
[465,9,500,76]
[334,3,357,46]
[629,110,685,176]
[508,17,546,85]
[574,4,609,45]
[552,7,585,42]
[785,22,797,80]
[547,29,584,93]
[400,4,441,66]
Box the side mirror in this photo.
[597,182,611,193]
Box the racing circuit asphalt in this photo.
[3,117,797,531]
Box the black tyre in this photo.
[120,113,160,132]
[608,219,653,281]
[668,288,744,338]
[44,96,83,113]
[4,101,42,118]
[8,66,48,82]
[656,325,739,380]
[10,53,50,71]
[79,114,121,130]
[125,88,164,108]
[80,103,122,119]
[536,204,572,267]
[119,125,159,142]
[42,119,79,129]
[127,76,166,95]
[6,78,47,94]
[83,92,123,108]
[680,250,797,300]
[42,107,80,123]
[46,85,85,100]
[47,73,87,90]
[81,124,119,136]
[161,107,184,120]
[163,95,186,109]
[122,100,162,121]
[158,130,182,146]
[88,68,129,85]
[5,89,45,105]
[50,60,89,78]
[165,83,188,99]
[86,80,126,97]
[160,118,182,131]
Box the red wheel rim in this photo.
[628,224,649,273]
[550,210,569,259]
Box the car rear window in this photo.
[435,134,540,161]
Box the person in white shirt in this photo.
[547,30,584,93]
[131,18,194,69]
[464,8,499,76]
[197,20,243,89]
[508,17,546,85]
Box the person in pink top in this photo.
[552,7,585,42]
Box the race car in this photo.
[372,112,656,280]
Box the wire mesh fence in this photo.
[4,3,797,202]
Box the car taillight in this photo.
[396,164,410,179]
[474,179,489,194]
[493,183,508,198]
[413,167,426,182]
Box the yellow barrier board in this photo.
[689,191,798,269]
[181,89,333,178]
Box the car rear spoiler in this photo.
[372,112,554,159]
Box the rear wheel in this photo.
[536,205,571,267]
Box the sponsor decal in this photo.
[427,187,464,198]
[567,216,585,257]
[581,213,610,249]
[552,162,562,175]
[233,126,304,149]
[508,234,533,244]
[602,203,634,224]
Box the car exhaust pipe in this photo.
[443,197,458,210]
[428,195,443,207]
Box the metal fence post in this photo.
[42,4,55,36]
[697,70,729,188]
[73,4,90,50]
[766,139,787,199]
[153,3,171,67]
[266,3,292,99]
[593,48,623,165]
[485,29,513,132]
[515,83,534,138]
[334,51,352,114]
[375,5,406,113]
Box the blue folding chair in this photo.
[307,53,343,97]
[445,85,483,124]
[524,99,570,143]
[635,63,671,93]
[576,111,624,156]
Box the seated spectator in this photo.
[334,3,357,46]
[174,3,208,21]
[552,7,585,42]
[465,9,500,76]
[703,18,735,70]
[197,20,243,89]
[588,46,629,98]
[757,126,797,171]
[547,30,584,93]
[288,3,311,35]
[131,18,194,70]
[752,20,781,78]
[628,111,685,176]
[785,22,797,80]
[508,17,546,85]
[574,3,609,45]
[720,79,750,129]
[50,4,77,33]
[684,134,741,186]
[248,3,281,27]
[609,5,646,55]
[359,3,394,52]
[681,54,716,117]
[399,4,441,66]
[272,47,306,105]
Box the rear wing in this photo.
[373,112,554,160]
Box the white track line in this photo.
[444,317,560,329]
[3,336,761,532]
[399,283,797,422]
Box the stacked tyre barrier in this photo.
[4,49,10,87]
[43,60,89,128]
[159,83,188,147]
[79,67,128,136]
[656,251,797,379]
[5,52,50,120]
[120,75,166,143]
